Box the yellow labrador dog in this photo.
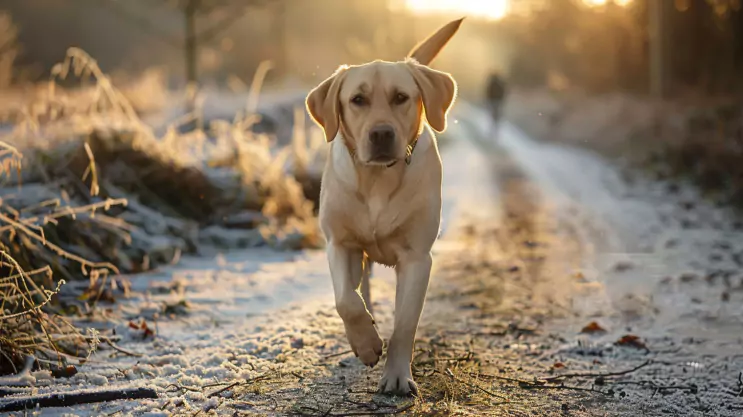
[306,19,463,395]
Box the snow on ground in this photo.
[0,102,501,416]
[3,99,743,416]
[459,102,743,339]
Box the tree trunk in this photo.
[648,0,669,99]
[185,0,198,86]
[275,1,288,79]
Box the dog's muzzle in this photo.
[368,125,396,162]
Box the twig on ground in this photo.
[165,384,202,393]
[346,388,379,395]
[447,329,507,337]
[206,372,272,398]
[0,387,158,412]
[613,380,698,395]
[437,368,509,402]
[541,359,652,383]
[294,402,415,417]
[415,352,477,367]
[102,338,143,358]
[321,350,353,360]
[471,371,611,396]
[516,382,611,395]
[207,381,240,398]
[342,395,380,411]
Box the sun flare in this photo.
[402,0,510,21]
[583,0,633,6]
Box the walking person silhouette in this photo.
[485,71,507,142]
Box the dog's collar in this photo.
[387,137,419,168]
[347,136,419,168]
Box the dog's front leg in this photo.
[328,242,383,367]
[379,252,432,396]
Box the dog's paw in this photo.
[379,363,418,396]
[344,315,383,367]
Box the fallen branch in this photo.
[102,338,143,358]
[612,380,698,396]
[321,350,353,360]
[515,382,611,395]
[206,372,272,398]
[165,384,202,393]
[415,351,477,367]
[0,387,158,412]
[438,368,509,402]
[207,381,240,398]
[295,402,415,416]
[542,360,652,383]
[470,371,611,396]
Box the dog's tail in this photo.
[407,18,465,66]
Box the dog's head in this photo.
[306,19,463,166]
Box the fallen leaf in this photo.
[581,321,607,334]
[141,321,155,339]
[51,365,78,379]
[615,334,647,350]
[552,362,565,369]
[128,319,155,339]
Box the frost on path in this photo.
[3,106,743,416]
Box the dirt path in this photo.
[4,104,743,416]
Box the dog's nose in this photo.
[369,125,395,150]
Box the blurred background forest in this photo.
[2,0,743,99]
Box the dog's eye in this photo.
[393,92,409,105]
[351,94,367,106]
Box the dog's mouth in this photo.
[366,154,398,165]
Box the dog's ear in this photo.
[306,66,348,142]
[407,18,464,66]
[407,62,457,133]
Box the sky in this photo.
[401,0,634,20]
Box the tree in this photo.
[167,0,271,87]
[0,11,18,88]
[100,0,279,87]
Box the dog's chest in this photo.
[352,174,405,234]
[323,180,413,265]
[362,193,399,238]
[351,193,410,265]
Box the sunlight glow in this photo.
[583,0,633,6]
[403,0,510,21]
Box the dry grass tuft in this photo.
[0,143,100,377]
[0,47,325,375]
[0,47,323,277]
